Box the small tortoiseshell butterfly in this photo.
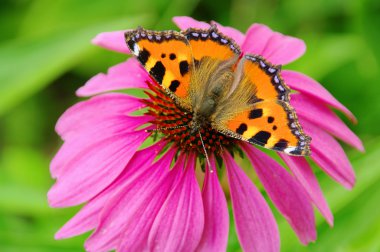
[125,25,311,156]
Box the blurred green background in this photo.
[1,0,379,251]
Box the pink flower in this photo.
[49,16,363,252]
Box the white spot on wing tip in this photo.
[132,43,139,55]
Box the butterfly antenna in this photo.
[146,125,189,133]
[198,129,212,172]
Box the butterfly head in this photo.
[189,112,209,135]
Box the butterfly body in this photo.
[125,26,311,156]
[189,56,237,134]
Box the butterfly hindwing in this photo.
[125,29,193,108]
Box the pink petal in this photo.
[261,33,306,65]
[92,30,130,54]
[282,70,357,123]
[301,119,356,189]
[48,129,149,207]
[84,147,179,252]
[172,16,210,30]
[148,154,204,252]
[55,191,107,240]
[242,24,306,65]
[76,58,150,97]
[51,115,151,178]
[211,20,245,46]
[242,144,316,244]
[279,154,333,226]
[242,24,272,57]
[56,93,145,141]
[118,151,182,251]
[291,94,363,151]
[223,151,280,252]
[54,140,167,239]
[110,140,170,187]
[196,156,229,252]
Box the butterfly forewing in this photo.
[242,55,290,102]
[182,27,241,62]
[215,100,311,155]
[214,55,311,156]
[125,29,193,108]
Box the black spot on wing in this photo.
[236,123,248,135]
[138,48,150,66]
[179,61,189,76]
[249,131,271,145]
[274,139,288,150]
[169,80,180,92]
[267,116,274,123]
[249,109,263,119]
[169,53,176,60]
[149,61,166,84]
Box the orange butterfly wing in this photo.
[182,26,241,62]
[215,55,311,155]
[242,55,290,102]
[125,29,193,108]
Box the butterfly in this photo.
[125,25,311,156]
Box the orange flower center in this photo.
[144,82,235,156]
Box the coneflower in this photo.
[48,16,363,252]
